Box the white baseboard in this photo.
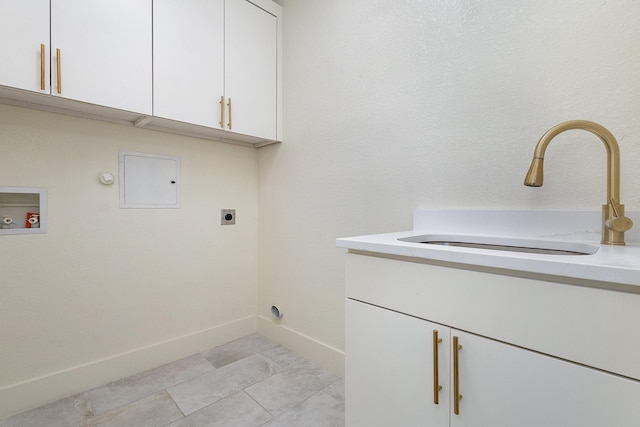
[257,315,345,377]
[0,315,257,420]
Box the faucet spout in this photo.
[524,157,544,187]
[524,120,632,245]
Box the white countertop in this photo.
[336,210,640,288]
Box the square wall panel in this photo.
[119,152,180,208]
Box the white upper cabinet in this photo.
[0,0,279,147]
[225,0,278,140]
[153,0,280,141]
[51,0,152,114]
[153,0,225,128]
[0,0,50,93]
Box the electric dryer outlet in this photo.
[221,209,236,225]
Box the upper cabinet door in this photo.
[153,0,225,128]
[0,0,50,93]
[51,0,152,114]
[225,0,277,140]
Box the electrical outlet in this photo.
[221,209,236,225]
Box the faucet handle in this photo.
[606,215,633,232]
[606,198,633,232]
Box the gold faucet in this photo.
[524,120,633,245]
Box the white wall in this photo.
[0,105,259,417]
[257,0,640,373]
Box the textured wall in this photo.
[0,105,258,416]
[257,0,640,368]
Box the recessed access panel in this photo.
[119,152,180,208]
[0,187,47,235]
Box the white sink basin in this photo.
[398,234,599,255]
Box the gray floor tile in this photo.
[87,354,215,415]
[322,379,345,403]
[0,393,93,427]
[0,334,345,427]
[262,391,345,427]
[166,392,272,427]
[80,391,182,427]
[260,345,307,371]
[202,334,279,368]
[167,354,276,416]
[245,360,340,417]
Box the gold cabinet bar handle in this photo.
[40,44,45,90]
[453,336,462,415]
[433,330,443,404]
[56,48,61,94]
[219,96,225,128]
[227,97,232,129]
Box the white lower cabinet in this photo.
[451,329,639,427]
[346,299,450,426]
[346,298,640,427]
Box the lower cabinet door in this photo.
[346,299,450,427]
[451,330,640,427]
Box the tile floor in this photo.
[0,334,345,427]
